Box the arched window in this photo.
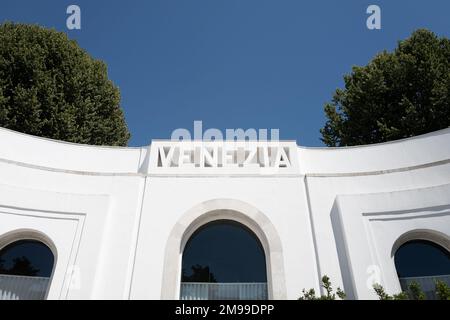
[0,239,55,300]
[180,220,268,300]
[395,239,450,299]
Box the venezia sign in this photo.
[156,143,291,168]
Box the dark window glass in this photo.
[0,240,54,277]
[395,240,450,278]
[182,220,267,283]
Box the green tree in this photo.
[408,281,426,300]
[373,282,426,300]
[0,22,130,146]
[0,257,5,274]
[435,280,450,300]
[321,29,450,147]
[298,275,346,300]
[373,283,393,300]
[4,257,40,276]
[181,264,217,283]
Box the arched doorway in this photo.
[180,220,268,300]
[0,239,55,300]
[394,239,450,299]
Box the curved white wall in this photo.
[299,128,450,175]
[0,127,147,174]
[0,126,449,299]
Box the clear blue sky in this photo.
[1,0,449,146]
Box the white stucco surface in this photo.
[0,126,449,299]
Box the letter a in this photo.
[366,5,381,30]
[66,5,81,30]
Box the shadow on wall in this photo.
[330,200,356,300]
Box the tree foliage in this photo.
[299,276,450,300]
[435,280,450,300]
[373,281,450,300]
[0,256,40,276]
[181,264,217,283]
[298,275,346,300]
[0,22,130,146]
[321,29,450,147]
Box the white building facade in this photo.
[0,126,449,300]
